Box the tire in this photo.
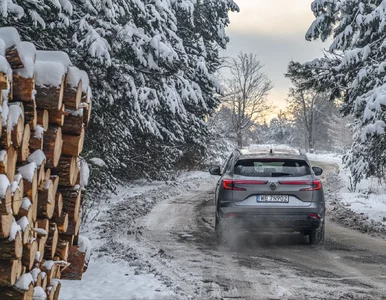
[309,222,325,245]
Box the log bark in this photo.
[55,211,68,233]
[22,169,37,205]
[0,283,34,300]
[49,104,65,126]
[37,109,49,131]
[54,192,63,218]
[59,234,74,246]
[12,74,35,102]
[17,123,31,163]
[53,281,61,300]
[22,239,38,271]
[0,213,12,238]
[35,76,65,111]
[6,46,25,69]
[6,146,18,182]
[64,211,81,236]
[62,128,84,157]
[0,185,12,215]
[61,188,81,221]
[0,72,8,90]
[0,150,7,174]
[61,245,85,280]
[38,161,46,188]
[0,259,21,286]
[51,156,79,187]
[29,127,44,152]
[37,180,55,219]
[43,127,62,168]
[16,200,33,226]
[0,232,23,259]
[62,110,84,135]
[24,100,37,130]
[55,239,69,261]
[0,121,12,149]
[44,223,58,260]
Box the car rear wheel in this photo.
[215,216,227,245]
[309,222,325,245]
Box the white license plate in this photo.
[257,195,289,203]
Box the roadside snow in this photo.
[60,171,213,299]
[60,257,175,300]
[308,152,386,236]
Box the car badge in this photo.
[270,182,277,190]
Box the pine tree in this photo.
[1,1,239,193]
[287,0,386,185]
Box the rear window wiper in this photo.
[271,172,293,177]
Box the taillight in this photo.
[223,180,267,191]
[278,180,322,191]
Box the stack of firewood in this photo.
[0,27,91,299]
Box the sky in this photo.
[224,0,328,118]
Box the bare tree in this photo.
[222,53,273,148]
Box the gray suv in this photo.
[209,147,325,245]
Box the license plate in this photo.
[256,195,289,203]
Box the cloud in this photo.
[223,0,328,110]
[229,0,316,37]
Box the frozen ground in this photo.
[60,171,213,300]
[309,152,386,238]
[61,153,386,299]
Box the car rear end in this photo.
[216,153,325,243]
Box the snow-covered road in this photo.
[61,163,386,300]
[133,183,386,299]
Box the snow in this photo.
[11,181,19,193]
[0,174,10,197]
[32,228,48,236]
[8,217,21,241]
[79,158,90,188]
[60,257,175,300]
[66,108,83,117]
[0,55,10,74]
[17,216,29,231]
[61,171,212,299]
[33,286,46,300]
[0,27,21,48]
[0,150,6,161]
[308,152,386,226]
[35,60,67,88]
[1,100,8,127]
[80,70,89,93]
[18,162,37,182]
[31,268,41,282]
[78,235,91,262]
[14,173,22,183]
[67,66,82,88]
[15,273,33,290]
[21,197,32,210]
[36,50,71,68]
[27,150,46,166]
[0,39,5,56]
[15,42,36,79]
[34,125,45,139]
[8,105,23,130]
[89,157,106,167]
[35,251,41,262]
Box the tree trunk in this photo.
[51,156,79,187]
[17,124,31,163]
[43,127,62,168]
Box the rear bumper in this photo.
[218,203,325,232]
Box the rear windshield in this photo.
[234,159,311,177]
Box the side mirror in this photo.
[209,166,221,176]
[312,166,323,176]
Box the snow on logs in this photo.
[0,27,91,299]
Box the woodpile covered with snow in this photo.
[0,27,91,299]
